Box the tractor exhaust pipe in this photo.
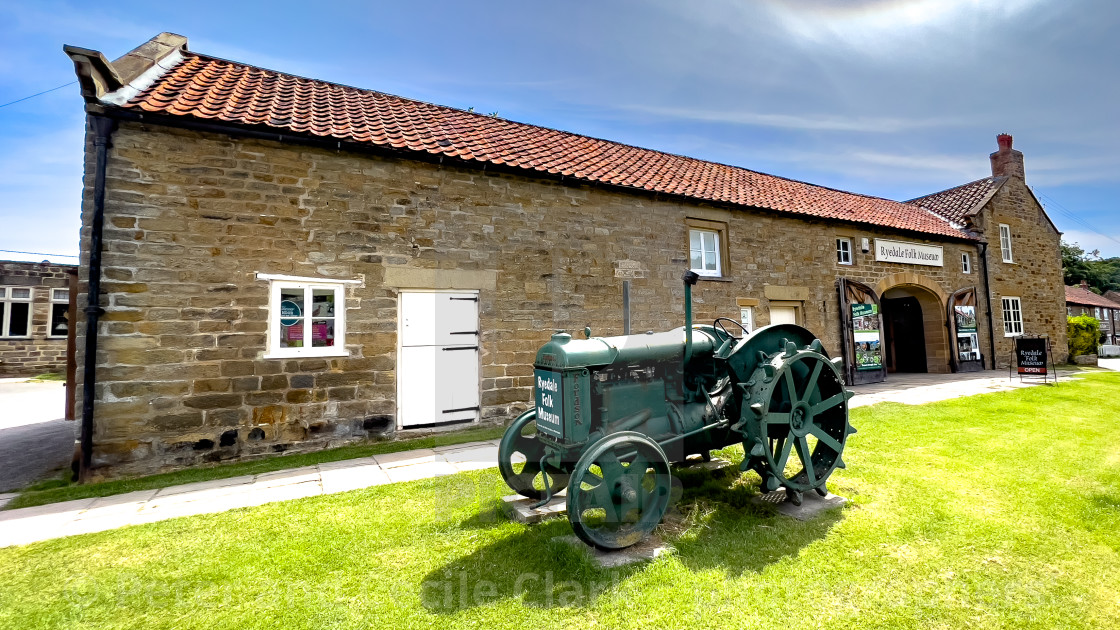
[682,270,699,362]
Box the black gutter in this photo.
[79,114,115,479]
[978,241,997,368]
[99,107,980,246]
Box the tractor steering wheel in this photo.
[713,317,749,340]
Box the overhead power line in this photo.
[0,81,77,109]
[0,248,79,258]
[1032,188,1120,251]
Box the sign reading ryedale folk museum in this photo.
[875,239,944,267]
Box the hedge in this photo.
[1068,314,1100,357]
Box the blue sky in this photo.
[2,0,1119,264]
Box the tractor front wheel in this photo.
[567,432,672,550]
[498,410,569,500]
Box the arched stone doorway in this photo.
[876,274,952,374]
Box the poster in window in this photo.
[851,303,883,371]
[954,305,980,362]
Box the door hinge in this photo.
[449,331,479,335]
[443,406,481,414]
[449,296,479,302]
[442,346,479,351]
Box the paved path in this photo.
[0,441,500,547]
[847,368,1083,408]
[0,369,1099,548]
[0,379,73,492]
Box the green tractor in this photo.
[498,271,856,550]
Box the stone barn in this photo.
[63,34,1067,478]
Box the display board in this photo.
[1015,337,1048,375]
[838,278,886,385]
[851,303,884,371]
[947,287,984,372]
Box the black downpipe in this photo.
[979,242,997,368]
[79,115,115,479]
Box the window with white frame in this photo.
[962,252,971,274]
[1067,307,1073,317]
[1095,307,1102,319]
[739,306,754,333]
[260,274,354,358]
[49,288,70,338]
[689,229,721,277]
[836,238,853,265]
[0,286,32,338]
[1001,296,1023,336]
[999,224,1013,263]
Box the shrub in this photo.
[1068,315,1100,357]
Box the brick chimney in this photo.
[990,133,1025,179]
[1080,279,1090,290]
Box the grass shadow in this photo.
[425,465,844,612]
[421,517,645,612]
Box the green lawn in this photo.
[2,373,1118,629]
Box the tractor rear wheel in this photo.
[742,342,855,495]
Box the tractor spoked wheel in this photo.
[498,410,569,500]
[567,432,672,550]
[745,344,854,495]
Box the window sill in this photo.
[1004,333,1022,338]
[263,350,349,360]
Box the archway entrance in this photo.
[879,285,951,374]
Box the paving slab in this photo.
[754,490,847,520]
[383,460,457,483]
[254,466,321,486]
[0,497,95,522]
[320,464,391,494]
[77,489,160,518]
[374,449,438,468]
[0,493,17,510]
[317,457,377,471]
[155,475,255,496]
[433,440,492,454]
[501,493,568,524]
[553,534,673,568]
[441,445,500,472]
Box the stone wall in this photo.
[78,121,988,478]
[973,179,1068,365]
[0,261,73,377]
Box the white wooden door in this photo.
[770,306,798,326]
[398,291,480,427]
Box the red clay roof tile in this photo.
[116,51,973,240]
[905,177,1007,225]
[1066,285,1120,309]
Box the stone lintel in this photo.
[382,267,497,290]
[763,285,810,301]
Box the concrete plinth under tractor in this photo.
[498,271,856,550]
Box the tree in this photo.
[1061,240,1120,294]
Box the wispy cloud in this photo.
[753,0,1047,56]
[621,104,961,133]
[1058,229,1120,258]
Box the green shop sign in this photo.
[851,303,877,319]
